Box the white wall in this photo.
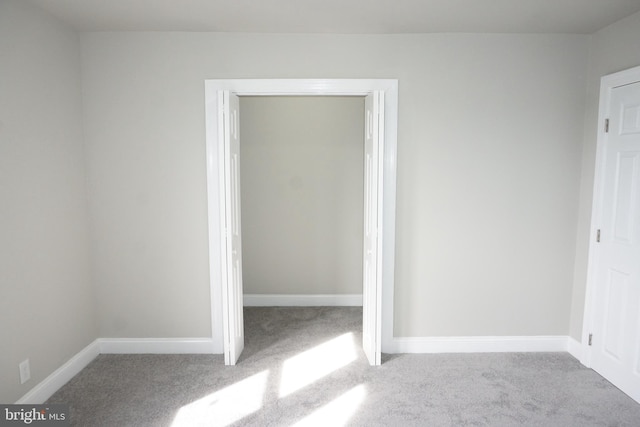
[240,96,364,295]
[570,10,640,341]
[0,0,96,403]
[81,32,588,338]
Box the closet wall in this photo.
[240,96,365,296]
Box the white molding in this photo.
[205,79,398,356]
[98,338,217,354]
[205,79,397,96]
[15,334,580,403]
[15,338,219,404]
[243,294,363,307]
[388,336,570,354]
[16,340,100,404]
[567,337,582,360]
[581,64,640,368]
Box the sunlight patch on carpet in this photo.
[279,333,357,398]
[292,384,367,427]
[171,370,269,427]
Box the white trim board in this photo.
[16,340,101,404]
[567,337,582,361]
[244,294,363,306]
[388,336,572,354]
[16,338,216,404]
[17,334,580,404]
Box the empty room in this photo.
[2,0,640,425]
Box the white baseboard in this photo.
[567,337,582,360]
[388,335,570,354]
[15,333,576,404]
[16,338,217,404]
[16,340,100,404]
[243,294,363,307]
[98,338,216,354]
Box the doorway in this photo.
[204,79,398,366]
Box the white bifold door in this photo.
[220,91,244,365]
[362,91,384,366]
[591,80,640,403]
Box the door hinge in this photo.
[596,229,601,242]
[588,333,593,346]
[604,118,609,133]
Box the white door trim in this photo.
[204,79,398,354]
[581,64,640,367]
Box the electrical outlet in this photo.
[19,359,30,384]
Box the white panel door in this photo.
[591,81,640,403]
[363,91,384,366]
[220,91,244,365]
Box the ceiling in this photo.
[30,0,640,34]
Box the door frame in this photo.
[204,79,398,355]
[580,64,640,366]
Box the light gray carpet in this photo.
[47,307,640,426]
